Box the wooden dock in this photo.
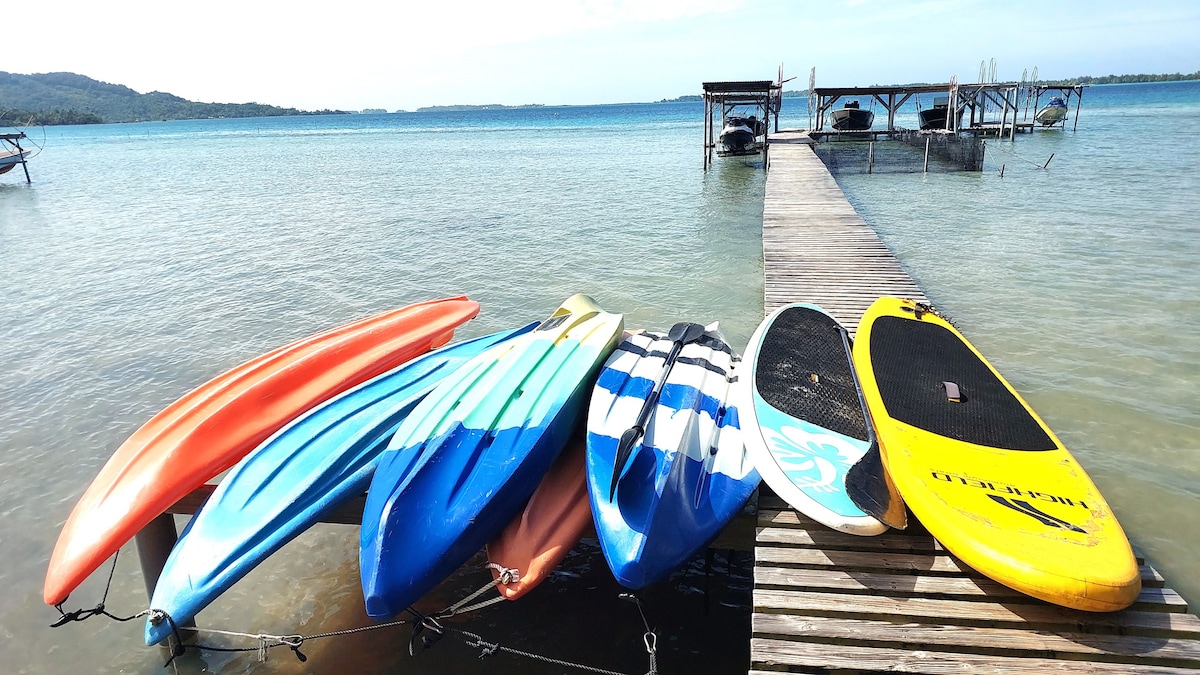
[763,131,926,335]
[753,135,1200,673]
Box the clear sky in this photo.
[10,0,1200,111]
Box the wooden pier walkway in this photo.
[762,131,925,335]
[752,133,1200,673]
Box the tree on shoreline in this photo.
[1039,71,1200,86]
[1,107,103,125]
[0,71,349,126]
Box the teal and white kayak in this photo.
[144,325,535,645]
[360,294,623,620]
[732,303,886,536]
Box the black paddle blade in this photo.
[846,441,907,529]
[610,323,706,501]
[609,426,642,501]
[668,322,707,345]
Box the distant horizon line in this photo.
[388,71,1200,113]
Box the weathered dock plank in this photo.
[752,140,1200,673]
[751,638,1200,674]
[754,613,1200,667]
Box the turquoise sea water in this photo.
[1,82,1196,673]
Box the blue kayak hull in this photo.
[587,329,759,589]
[360,295,623,619]
[145,325,535,645]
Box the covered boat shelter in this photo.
[702,80,781,170]
[1025,84,1085,131]
[813,82,1029,139]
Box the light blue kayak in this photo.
[586,326,759,589]
[360,294,623,619]
[144,324,535,645]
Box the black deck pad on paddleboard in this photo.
[869,316,1056,451]
[756,306,868,441]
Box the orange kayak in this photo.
[44,297,479,607]
[486,436,591,600]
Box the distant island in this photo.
[415,103,545,112]
[1039,71,1200,86]
[0,71,349,125]
[3,69,1197,126]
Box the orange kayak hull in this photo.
[44,297,479,607]
[486,437,590,600]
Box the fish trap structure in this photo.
[811,131,986,174]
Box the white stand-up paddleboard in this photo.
[733,303,887,535]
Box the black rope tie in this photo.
[50,551,143,627]
[620,593,659,675]
[160,612,188,669]
[405,607,445,657]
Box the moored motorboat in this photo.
[918,96,963,130]
[0,146,30,175]
[1036,96,1069,126]
[830,100,874,131]
[719,115,762,155]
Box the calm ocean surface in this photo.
[1,81,1196,673]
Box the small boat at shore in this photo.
[719,115,764,155]
[0,133,31,176]
[1036,96,1069,126]
[830,101,874,131]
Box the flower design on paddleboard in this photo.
[761,425,861,494]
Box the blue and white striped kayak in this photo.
[144,325,536,645]
[360,294,623,619]
[586,326,759,589]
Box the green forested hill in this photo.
[0,71,347,124]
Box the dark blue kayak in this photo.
[359,295,623,619]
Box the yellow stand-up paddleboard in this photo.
[852,297,1140,612]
